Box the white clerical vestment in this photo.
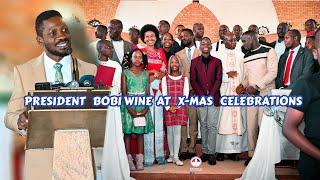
[217,49,245,135]
[215,48,248,154]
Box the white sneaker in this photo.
[174,159,184,166]
[167,156,173,163]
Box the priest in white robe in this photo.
[214,32,247,161]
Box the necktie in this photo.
[54,63,64,83]
[187,48,192,64]
[283,50,295,85]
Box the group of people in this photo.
[4,9,320,180]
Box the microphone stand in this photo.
[66,55,80,88]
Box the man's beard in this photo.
[285,43,292,49]
[45,44,72,57]
[182,40,192,48]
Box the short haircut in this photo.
[193,23,203,30]
[223,32,234,41]
[159,20,170,28]
[242,30,258,42]
[201,36,211,43]
[96,25,108,34]
[220,24,230,31]
[96,39,112,52]
[163,32,173,40]
[233,24,243,31]
[243,30,257,37]
[110,19,123,29]
[128,49,148,69]
[140,24,160,43]
[181,28,194,36]
[175,24,184,29]
[129,27,140,36]
[35,10,62,36]
[289,29,301,42]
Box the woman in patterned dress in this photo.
[140,24,167,166]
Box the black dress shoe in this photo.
[208,154,216,165]
[188,152,196,159]
[244,157,252,166]
[228,154,240,161]
[216,153,225,161]
[196,138,202,144]
[179,152,188,161]
[200,153,208,162]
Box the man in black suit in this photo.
[275,29,314,89]
[155,20,182,53]
[108,19,132,65]
[270,22,289,59]
[282,28,320,180]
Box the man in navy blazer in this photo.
[190,37,222,165]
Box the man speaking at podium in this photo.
[4,10,96,133]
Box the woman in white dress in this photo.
[96,40,130,180]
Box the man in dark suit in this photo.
[270,22,289,59]
[211,24,229,53]
[108,19,132,65]
[283,28,320,180]
[156,20,181,53]
[276,29,314,89]
[190,37,222,165]
[193,23,204,48]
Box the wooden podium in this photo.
[24,89,109,180]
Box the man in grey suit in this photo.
[276,29,314,89]
[108,19,132,65]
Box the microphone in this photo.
[35,82,65,90]
[35,82,51,90]
[65,81,79,88]
[79,75,95,87]
[34,55,82,90]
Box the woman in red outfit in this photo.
[140,24,167,166]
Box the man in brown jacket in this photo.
[175,28,201,160]
[4,10,96,133]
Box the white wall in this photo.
[201,0,278,33]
